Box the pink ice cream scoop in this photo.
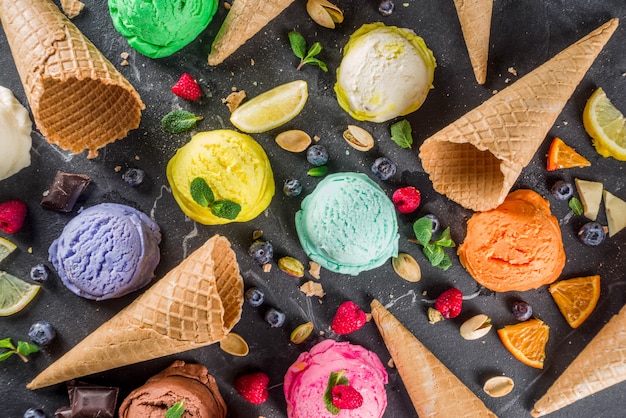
[284,339,388,418]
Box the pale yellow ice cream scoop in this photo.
[335,22,436,123]
[167,130,274,225]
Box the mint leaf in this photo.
[390,120,413,149]
[211,200,241,220]
[288,31,307,59]
[434,227,455,248]
[569,197,583,216]
[165,401,184,418]
[323,371,349,415]
[16,341,39,356]
[161,110,203,134]
[438,253,453,271]
[190,178,214,207]
[307,166,329,177]
[305,57,328,72]
[305,42,323,59]
[0,338,38,362]
[424,243,445,267]
[0,338,15,350]
[413,217,433,246]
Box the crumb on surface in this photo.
[120,52,130,59]
[308,261,321,279]
[263,263,272,273]
[387,358,395,368]
[300,280,325,297]
[508,67,518,76]
[223,90,246,112]
[114,166,122,172]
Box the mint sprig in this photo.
[323,370,349,415]
[190,178,241,220]
[413,218,455,270]
[569,196,583,216]
[165,401,184,418]
[288,31,328,72]
[390,119,413,149]
[161,110,203,134]
[0,338,39,363]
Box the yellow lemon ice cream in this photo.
[335,23,436,123]
[166,130,274,225]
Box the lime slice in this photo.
[583,87,626,160]
[0,237,17,264]
[0,271,40,316]
[230,80,308,133]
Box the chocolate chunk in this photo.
[55,381,118,418]
[41,171,91,212]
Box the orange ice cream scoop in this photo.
[458,189,565,292]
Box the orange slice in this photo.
[549,275,600,329]
[547,137,591,171]
[497,319,550,369]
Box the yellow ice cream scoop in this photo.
[167,130,274,225]
[335,22,436,123]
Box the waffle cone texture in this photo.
[0,0,144,158]
[531,304,626,417]
[419,18,618,212]
[370,300,498,417]
[453,0,493,84]
[27,235,244,390]
[208,0,295,65]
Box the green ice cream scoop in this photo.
[108,0,218,58]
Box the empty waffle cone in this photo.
[419,18,618,212]
[531,304,626,417]
[0,0,144,159]
[208,0,296,66]
[453,0,493,84]
[370,299,498,417]
[27,235,244,390]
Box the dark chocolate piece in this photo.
[40,171,91,212]
[54,381,118,418]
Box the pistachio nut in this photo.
[290,322,314,344]
[278,256,305,277]
[392,253,421,282]
[343,125,374,151]
[276,130,312,153]
[428,307,444,324]
[219,332,249,356]
[306,0,344,29]
[483,376,515,397]
[460,314,492,340]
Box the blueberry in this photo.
[283,178,302,197]
[371,157,397,181]
[28,321,57,346]
[306,145,329,166]
[423,214,440,235]
[578,222,606,246]
[265,307,286,328]
[551,180,574,200]
[512,301,533,321]
[378,0,394,16]
[248,240,274,265]
[245,287,265,307]
[123,168,145,186]
[24,408,47,418]
[30,264,50,282]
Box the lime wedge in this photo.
[0,271,40,316]
[0,237,17,264]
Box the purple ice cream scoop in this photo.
[49,203,161,301]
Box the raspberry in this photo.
[0,199,27,234]
[392,186,421,214]
[331,385,364,410]
[234,372,269,404]
[434,288,463,319]
[171,73,202,101]
[331,301,367,334]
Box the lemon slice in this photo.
[230,80,308,133]
[0,271,40,316]
[583,87,626,160]
[0,237,17,264]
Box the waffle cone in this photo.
[0,0,144,158]
[453,0,493,84]
[531,304,626,417]
[419,18,618,212]
[370,300,498,417]
[208,0,296,66]
[27,235,244,390]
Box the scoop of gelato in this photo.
[0,86,31,181]
[334,22,436,123]
[458,189,566,292]
[167,130,275,225]
[284,339,388,418]
[108,0,218,58]
[49,203,161,300]
[295,172,398,275]
[119,360,226,418]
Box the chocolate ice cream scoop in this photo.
[118,360,226,418]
